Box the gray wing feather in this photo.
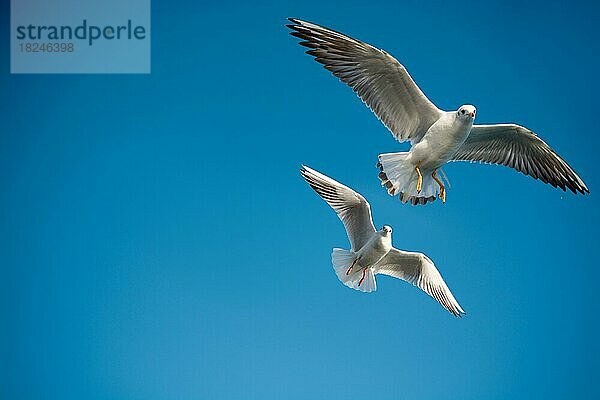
[300,165,376,251]
[375,248,465,317]
[453,124,589,194]
[288,18,441,144]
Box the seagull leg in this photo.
[358,268,368,287]
[415,163,423,193]
[346,257,360,276]
[432,170,446,203]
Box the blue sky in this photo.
[1,0,599,399]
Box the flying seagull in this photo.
[300,165,465,317]
[288,18,589,205]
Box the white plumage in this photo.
[289,18,589,205]
[301,165,465,317]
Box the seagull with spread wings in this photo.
[289,19,589,205]
[301,165,465,317]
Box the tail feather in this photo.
[331,248,377,293]
[377,152,438,206]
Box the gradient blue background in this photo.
[2,1,599,399]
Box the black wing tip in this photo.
[534,173,590,195]
[572,188,590,195]
[286,19,304,37]
[564,175,589,194]
[286,18,348,40]
[286,18,309,31]
[287,17,316,27]
[446,306,466,318]
[300,164,310,178]
[575,181,590,195]
[300,165,322,185]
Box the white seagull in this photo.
[289,19,589,205]
[301,165,465,317]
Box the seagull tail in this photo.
[377,152,438,206]
[331,248,376,293]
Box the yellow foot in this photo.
[415,165,423,193]
[432,169,446,204]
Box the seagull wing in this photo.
[374,248,465,317]
[301,165,376,251]
[288,18,442,144]
[453,124,589,194]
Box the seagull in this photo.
[288,18,589,205]
[300,165,465,317]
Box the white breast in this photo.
[411,112,473,170]
[358,233,392,267]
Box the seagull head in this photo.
[381,225,392,236]
[457,105,476,120]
